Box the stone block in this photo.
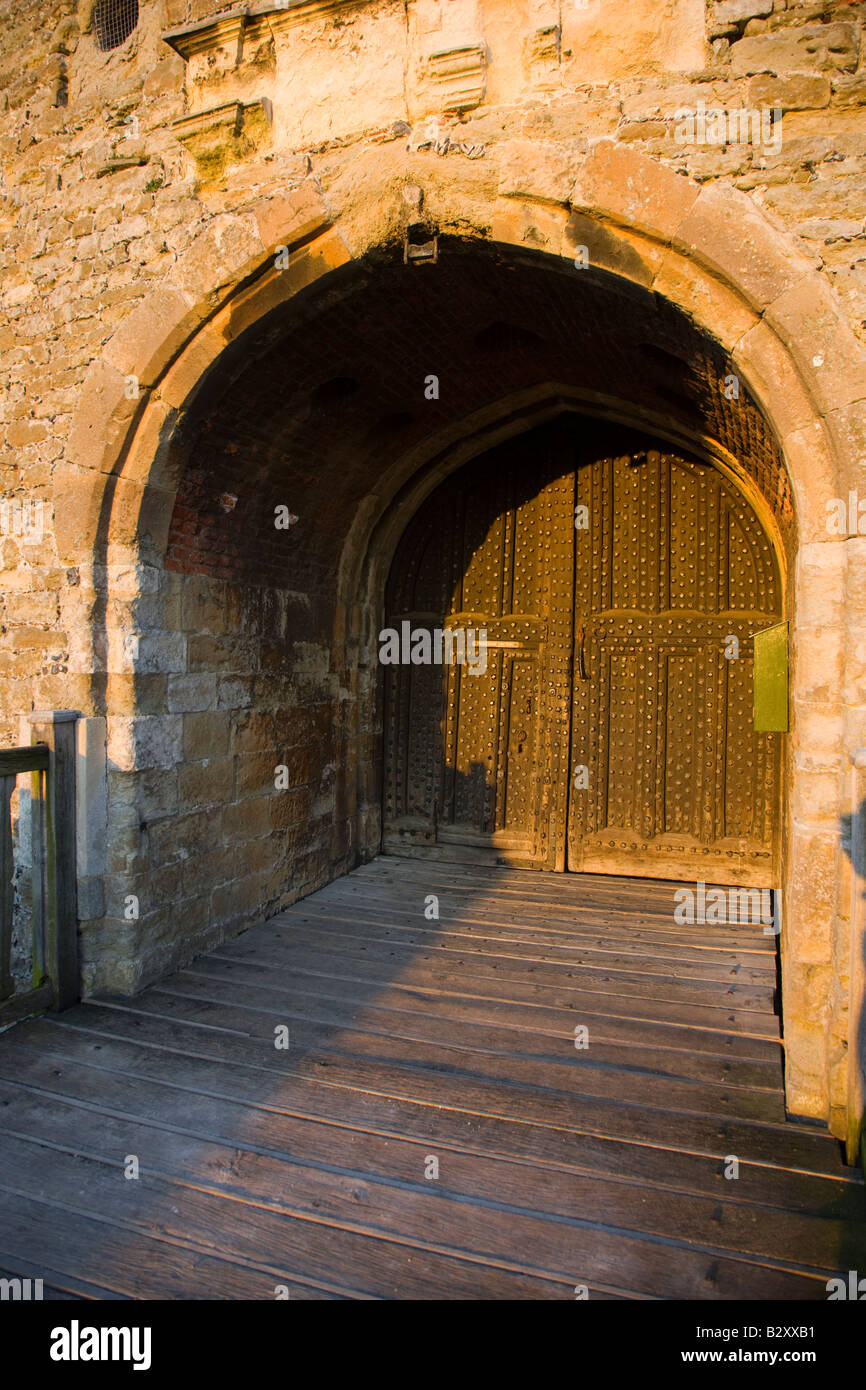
[677,183,821,311]
[178,756,235,810]
[187,636,256,674]
[798,541,847,631]
[171,212,265,309]
[236,751,281,796]
[65,359,140,477]
[221,794,272,841]
[730,25,860,78]
[150,809,218,866]
[570,140,700,244]
[782,1020,827,1118]
[102,286,200,389]
[209,866,274,927]
[167,672,218,713]
[238,833,282,878]
[221,229,353,345]
[269,786,311,831]
[157,324,227,414]
[107,715,183,772]
[792,624,844,703]
[790,704,846,764]
[748,73,831,110]
[562,211,665,288]
[779,421,837,544]
[118,397,184,492]
[108,767,179,823]
[180,575,231,636]
[842,626,866,706]
[148,862,186,912]
[831,73,866,109]
[232,709,277,755]
[217,676,254,709]
[4,591,60,625]
[653,250,758,350]
[101,673,166,718]
[765,275,866,417]
[845,539,866,609]
[104,872,153,921]
[182,846,236,899]
[790,769,844,827]
[131,631,187,676]
[732,319,818,440]
[826,400,866,489]
[491,198,566,256]
[251,182,330,254]
[183,710,231,760]
[560,0,706,85]
[498,139,579,206]
[714,0,773,24]
[105,562,161,600]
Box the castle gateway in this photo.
[0,0,865,1302]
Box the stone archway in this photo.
[59,141,866,1142]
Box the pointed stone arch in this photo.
[60,143,866,563]
[60,141,866,1139]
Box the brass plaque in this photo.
[753,621,789,732]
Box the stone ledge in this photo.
[163,7,263,62]
[172,99,273,180]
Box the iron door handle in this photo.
[577,625,588,681]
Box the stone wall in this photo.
[1,0,865,1137]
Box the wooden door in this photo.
[567,446,782,886]
[383,426,783,885]
[382,426,573,867]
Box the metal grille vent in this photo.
[92,0,139,52]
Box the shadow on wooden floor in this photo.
[0,856,864,1299]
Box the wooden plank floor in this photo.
[0,855,864,1300]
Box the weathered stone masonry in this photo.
[1,0,866,1144]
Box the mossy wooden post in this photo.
[0,743,50,1022]
[29,711,79,1012]
[849,749,866,1170]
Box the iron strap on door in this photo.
[576,624,589,681]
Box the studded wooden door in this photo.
[567,447,783,886]
[383,428,783,883]
[382,426,574,868]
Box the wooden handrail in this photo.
[0,712,79,1024]
[0,747,49,777]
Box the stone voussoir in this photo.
[674,181,822,312]
[569,139,702,245]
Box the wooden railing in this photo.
[0,711,78,1025]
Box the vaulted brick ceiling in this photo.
[166,238,794,594]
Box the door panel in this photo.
[383,426,574,867]
[567,448,782,885]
